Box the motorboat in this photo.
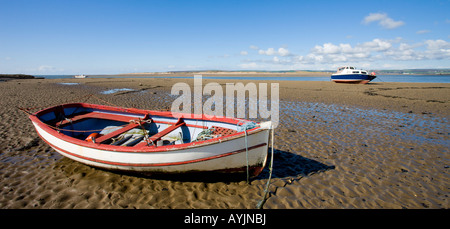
[331,66,376,84]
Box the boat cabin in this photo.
[336,66,367,75]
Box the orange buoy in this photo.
[86,133,102,143]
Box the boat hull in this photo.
[331,74,376,84]
[29,103,271,177]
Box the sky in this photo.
[1,0,449,74]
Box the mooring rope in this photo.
[244,129,249,184]
[237,121,258,184]
[256,125,274,209]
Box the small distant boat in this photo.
[74,74,87,79]
[26,103,272,177]
[331,66,376,84]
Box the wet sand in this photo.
[0,77,448,209]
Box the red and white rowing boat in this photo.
[26,103,272,177]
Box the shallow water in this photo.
[281,100,449,146]
[100,88,134,94]
[58,83,80,85]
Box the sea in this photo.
[36,74,450,83]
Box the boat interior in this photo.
[38,104,243,147]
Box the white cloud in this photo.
[307,38,392,63]
[303,38,450,64]
[259,48,276,55]
[361,39,392,52]
[38,65,56,72]
[312,43,347,54]
[258,47,290,56]
[384,42,423,61]
[249,45,259,50]
[239,38,450,70]
[424,39,450,50]
[416,30,431,34]
[36,65,65,73]
[423,39,450,59]
[363,13,387,23]
[240,51,248,56]
[362,13,405,29]
[278,47,290,56]
[239,62,259,69]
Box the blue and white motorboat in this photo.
[331,66,376,84]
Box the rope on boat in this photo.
[194,128,216,141]
[237,121,257,132]
[135,118,154,146]
[256,125,274,209]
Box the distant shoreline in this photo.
[113,69,450,77]
[0,74,36,80]
[113,71,332,77]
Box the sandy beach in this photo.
[0,76,448,209]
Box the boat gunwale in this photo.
[29,103,267,153]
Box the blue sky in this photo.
[1,0,449,74]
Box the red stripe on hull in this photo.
[40,131,266,168]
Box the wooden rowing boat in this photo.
[27,103,272,177]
